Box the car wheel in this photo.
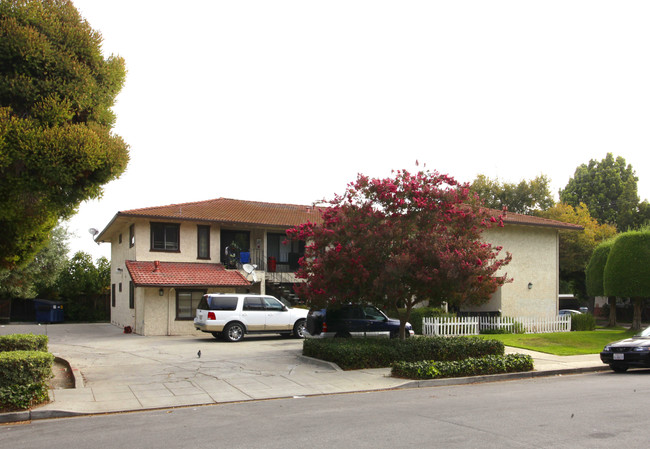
[293,319,306,338]
[211,332,221,339]
[610,364,629,373]
[223,322,244,342]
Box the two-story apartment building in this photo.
[96,197,582,336]
[95,198,322,336]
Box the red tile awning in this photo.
[125,261,251,288]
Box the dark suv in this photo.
[305,304,414,338]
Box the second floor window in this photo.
[197,225,210,259]
[151,222,180,251]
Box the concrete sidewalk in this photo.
[0,323,608,423]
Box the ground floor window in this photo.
[176,290,206,320]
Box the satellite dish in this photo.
[242,264,258,283]
[88,228,99,236]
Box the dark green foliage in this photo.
[0,350,53,410]
[585,239,615,297]
[603,230,650,298]
[0,0,129,269]
[302,336,504,370]
[560,153,640,231]
[570,313,596,331]
[0,333,48,352]
[0,225,69,300]
[399,307,452,335]
[55,252,110,321]
[391,353,534,379]
[470,174,555,215]
[0,382,50,410]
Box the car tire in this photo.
[211,332,221,339]
[223,322,245,342]
[610,364,629,373]
[293,319,306,338]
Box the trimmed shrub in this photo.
[400,307,453,335]
[480,320,525,335]
[0,334,49,352]
[0,351,54,410]
[571,313,596,331]
[303,336,504,370]
[604,230,650,297]
[391,353,534,379]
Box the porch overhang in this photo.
[124,261,251,288]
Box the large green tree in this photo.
[470,174,555,215]
[0,0,129,269]
[560,153,640,231]
[288,169,512,339]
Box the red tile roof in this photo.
[125,261,251,287]
[118,198,324,228]
[100,198,582,240]
[492,210,584,231]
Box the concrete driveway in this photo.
[0,323,406,417]
[0,322,607,421]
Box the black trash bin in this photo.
[34,299,64,323]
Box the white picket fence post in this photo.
[423,315,571,336]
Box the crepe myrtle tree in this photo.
[287,168,513,339]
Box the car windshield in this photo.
[635,326,650,338]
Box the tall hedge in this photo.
[585,239,615,297]
[604,230,650,297]
[0,334,48,352]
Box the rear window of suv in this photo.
[199,296,238,311]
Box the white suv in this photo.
[194,294,308,342]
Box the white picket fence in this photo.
[422,315,571,336]
[422,316,480,336]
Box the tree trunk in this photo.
[399,303,413,340]
[631,297,643,331]
[607,296,617,327]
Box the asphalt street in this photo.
[2,370,649,449]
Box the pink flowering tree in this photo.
[287,169,512,339]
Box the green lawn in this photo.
[477,328,638,356]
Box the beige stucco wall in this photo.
[462,224,559,318]
[109,222,136,330]
[106,217,277,335]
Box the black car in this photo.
[305,303,414,339]
[600,326,650,372]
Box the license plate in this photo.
[613,353,624,360]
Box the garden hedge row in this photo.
[391,353,534,379]
[0,334,48,352]
[303,336,504,370]
[0,335,53,411]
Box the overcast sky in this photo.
[65,0,650,260]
